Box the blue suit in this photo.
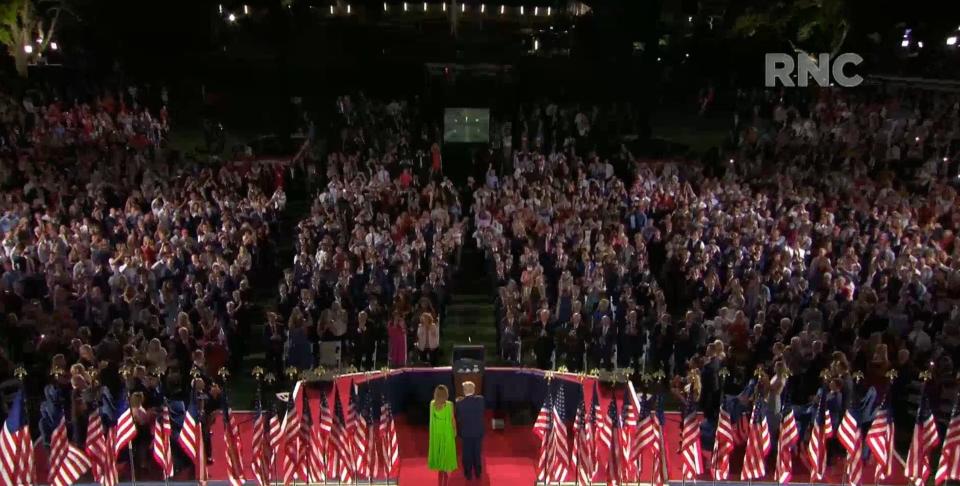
[455,394,485,479]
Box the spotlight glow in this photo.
[384,2,388,11]
[23,45,33,54]
[404,2,408,11]
[520,5,524,14]
[481,4,485,13]
[243,4,249,14]
[50,41,58,50]
[901,39,910,47]
[461,3,465,12]
[423,2,427,11]
[500,4,504,14]
[330,5,334,13]
[948,36,957,46]
[547,6,551,15]
[442,2,446,11]
[227,13,236,22]
[218,4,223,14]
[347,3,351,13]
[534,6,538,15]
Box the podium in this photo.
[452,345,485,398]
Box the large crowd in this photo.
[475,90,960,426]
[273,94,466,374]
[2,81,960,478]
[0,84,287,468]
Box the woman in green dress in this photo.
[428,384,458,485]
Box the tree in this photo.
[0,0,63,78]
[731,0,850,57]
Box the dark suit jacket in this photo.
[455,394,485,438]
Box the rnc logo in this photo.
[765,53,864,88]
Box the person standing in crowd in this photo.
[388,309,408,367]
[418,313,441,366]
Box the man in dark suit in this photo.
[455,381,485,481]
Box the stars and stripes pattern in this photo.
[112,391,137,456]
[634,389,668,486]
[620,390,638,483]
[906,397,940,486]
[775,404,799,485]
[151,403,174,480]
[380,396,400,479]
[0,390,34,486]
[281,381,305,485]
[590,382,603,479]
[713,404,736,481]
[549,384,570,483]
[680,399,703,480]
[838,408,864,486]
[222,397,245,486]
[936,405,960,486]
[349,383,369,480]
[572,396,594,486]
[49,412,91,486]
[177,395,207,485]
[364,389,382,479]
[251,403,270,486]
[535,391,553,482]
[295,397,313,482]
[742,396,771,481]
[329,387,353,482]
[84,406,113,486]
[269,410,283,481]
[607,394,625,485]
[866,400,895,481]
[311,392,332,483]
[805,391,831,482]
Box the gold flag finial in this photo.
[252,366,265,380]
[14,366,27,380]
[218,367,231,381]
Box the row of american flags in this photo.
[0,380,400,486]
[532,378,960,486]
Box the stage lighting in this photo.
[404,2,408,11]
[461,3,465,12]
[481,4,485,13]
[50,42,58,51]
[384,2,389,11]
[243,4,249,14]
[901,39,909,47]
[442,2,446,11]
[23,45,33,54]
[218,4,223,14]
[228,13,236,22]
[520,5,524,14]
[546,6,550,15]
[500,4,504,14]
[534,39,539,51]
[948,37,957,46]
[918,41,924,48]
[330,5,334,13]
[534,6,539,15]
[423,2,428,11]
[347,3,351,13]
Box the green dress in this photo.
[428,400,458,472]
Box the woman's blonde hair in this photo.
[433,384,449,408]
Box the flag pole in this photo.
[652,370,669,486]
[14,366,36,485]
[162,397,171,486]
[711,367,729,486]
[121,378,138,486]
[809,370,830,486]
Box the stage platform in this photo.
[43,367,908,486]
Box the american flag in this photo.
[805,390,830,482]
[649,395,669,486]
[680,398,703,480]
[222,395,245,486]
[380,396,399,479]
[866,399,895,481]
[775,404,799,485]
[607,394,625,485]
[535,391,553,482]
[590,382,603,479]
[85,405,116,486]
[269,408,283,481]
[151,403,174,479]
[846,432,865,486]
[0,390,34,486]
[349,383,369,480]
[309,396,329,483]
[838,409,860,456]
[365,391,382,479]
[177,394,207,485]
[905,397,940,486]
[549,385,570,483]
[620,390,638,482]
[102,428,120,486]
[936,404,960,486]
[48,411,91,486]
[296,397,314,482]
[742,395,771,481]
[112,391,137,456]
[251,401,270,486]
[713,404,736,481]
[572,397,593,486]
[281,381,305,485]
[330,387,353,482]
